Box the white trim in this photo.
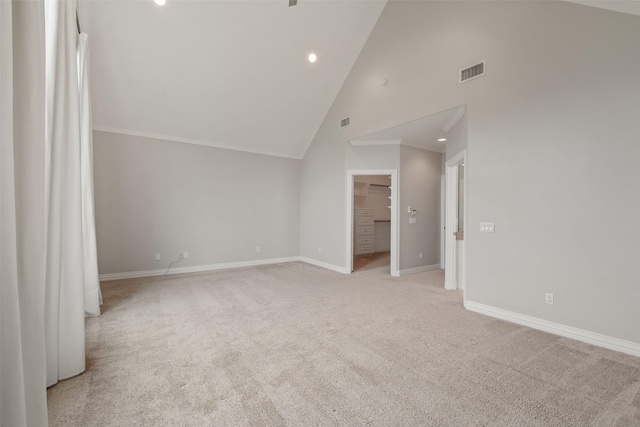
[349,138,446,154]
[349,139,402,146]
[346,169,399,277]
[399,264,441,276]
[298,257,350,274]
[444,150,467,291]
[99,257,300,281]
[464,300,640,358]
[444,159,456,289]
[93,126,303,160]
[440,174,445,269]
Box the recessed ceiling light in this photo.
[438,138,447,142]
[308,53,317,63]
[154,0,166,6]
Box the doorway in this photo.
[346,169,399,276]
[444,150,467,291]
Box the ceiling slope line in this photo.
[349,138,402,146]
[298,1,388,160]
[92,126,304,160]
[441,105,466,134]
[564,0,640,16]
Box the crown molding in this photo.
[93,126,303,160]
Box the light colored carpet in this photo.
[47,261,640,426]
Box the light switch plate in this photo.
[480,222,495,233]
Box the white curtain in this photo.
[79,32,103,318]
[1,1,49,425]
[1,0,101,422]
[45,0,104,386]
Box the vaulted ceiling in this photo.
[350,106,465,153]
[81,0,386,159]
[82,0,639,160]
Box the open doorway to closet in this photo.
[353,175,392,273]
[346,169,399,276]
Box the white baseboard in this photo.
[99,257,300,281]
[464,300,640,358]
[298,257,350,274]
[399,264,441,276]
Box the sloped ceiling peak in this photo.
[82,0,386,159]
[350,106,465,154]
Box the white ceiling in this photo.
[82,0,639,160]
[81,0,386,159]
[350,106,465,153]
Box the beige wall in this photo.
[399,146,442,270]
[445,114,467,162]
[94,131,300,275]
[299,1,640,343]
[92,1,640,345]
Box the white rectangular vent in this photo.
[340,117,351,128]
[459,60,485,83]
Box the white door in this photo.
[444,151,466,291]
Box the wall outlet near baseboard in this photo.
[318,247,322,254]
[256,246,260,253]
[545,293,554,305]
[419,252,423,259]
[155,253,160,261]
[183,251,189,259]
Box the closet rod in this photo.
[369,184,390,188]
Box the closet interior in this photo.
[353,175,392,258]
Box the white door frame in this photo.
[444,150,467,290]
[346,169,399,277]
[440,174,445,269]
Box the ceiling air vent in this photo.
[459,60,485,83]
[340,117,351,128]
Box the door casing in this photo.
[346,169,399,276]
[445,150,467,292]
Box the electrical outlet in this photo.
[545,293,554,305]
[256,246,260,253]
[183,251,189,259]
[419,252,423,259]
[155,253,160,261]
[318,247,322,254]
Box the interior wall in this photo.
[354,175,391,218]
[445,114,467,162]
[366,184,391,221]
[93,131,300,275]
[346,144,401,171]
[299,127,348,269]
[399,146,442,270]
[355,174,392,187]
[300,1,640,344]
